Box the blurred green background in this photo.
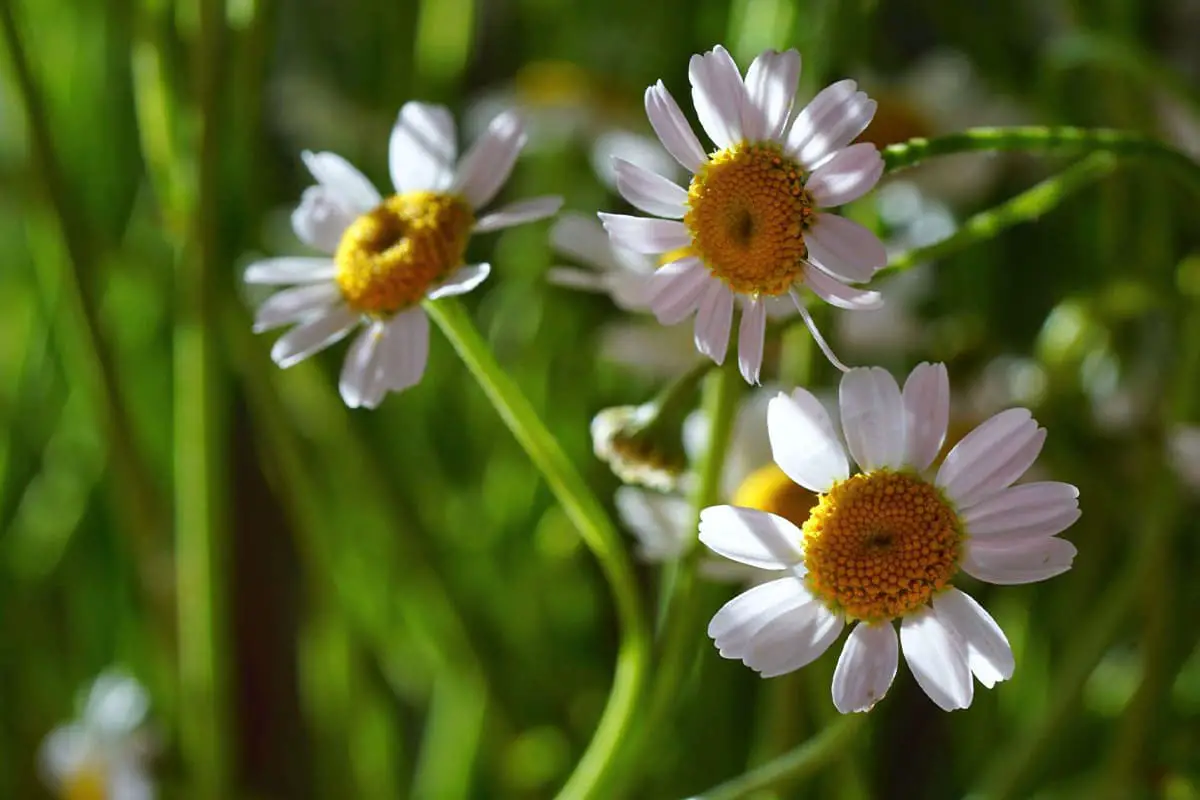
[3,0,1200,797]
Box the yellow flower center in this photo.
[63,762,107,800]
[802,470,963,623]
[335,191,474,315]
[684,142,815,296]
[732,462,817,527]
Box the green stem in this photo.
[692,715,865,800]
[883,153,1119,276]
[882,126,1200,194]
[175,0,230,795]
[424,297,648,800]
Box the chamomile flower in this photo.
[700,363,1079,712]
[599,46,887,383]
[246,103,562,408]
[39,672,155,800]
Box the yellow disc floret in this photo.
[732,462,817,528]
[684,142,815,296]
[802,470,963,623]
[335,191,474,315]
[63,761,108,800]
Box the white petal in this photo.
[598,213,691,255]
[747,601,844,678]
[244,257,337,285]
[806,143,884,207]
[549,212,631,274]
[785,80,877,170]
[804,267,884,310]
[339,323,386,409]
[613,158,689,218]
[647,257,712,324]
[253,282,342,332]
[615,487,694,562]
[698,505,805,569]
[936,409,1046,508]
[902,362,950,472]
[474,196,563,233]
[301,150,381,214]
[291,186,356,252]
[805,214,887,282]
[389,102,457,193]
[452,110,526,209]
[270,305,358,368]
[962,536,1077,585]
[900,606,974,711]
[644,81,708,173]
[379,307,430,395]
[708,577,812,656]
[768,390,848,492]
[743,49,801,141]
[839,367,906,471]
[108,762,155,800]
[738,298,767,384]
[38,725,91,785]
[689,45,746,149]
[962,481,1079,533]
[426,263,490,300]
[85,673,149,732]
[933,589,1014,689]
[832,622,898,713]
[694,281,734,364]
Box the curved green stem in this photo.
[882,126,1200,194]
[424,297,648,800]
[691,715,865,800]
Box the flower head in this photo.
[591,403,688,491]
[599,46,888,383]
[700,363,1079,712]
[246,102,562,408]
[39,672,156,800]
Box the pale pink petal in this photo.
[743,49,801,141]
[933,589,1014,689]
[738,297,767,384]
[598,213,691,254]
[270,305,358,368]
[746,601,844,678]
[839,367,906,470]
[389,102,457,193]
[900,606,974,711]
[902,362,950,472]
[767,390,848,492]
[613,157,689,218]
[689,45,746,149]
[698,505,805,570]
[644,81,708,173]
[806,143,884,207]
[962,536,1077,585]
[451,110,526,209]
[832,622,898,713]
[936,409,1046,508]
[803,267,884,310]
[426,263,490,300]
[694,280,734,364]
[805,214,888,282]
[301,151,381,214]
[474,196,563,233]
[647,257,711,324]
[785,81,877,170]
[244,257,337,285]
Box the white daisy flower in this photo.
[699,363,1079,712]
[39,672,156,800]
[245,102,563,408]
[598,45,888,383]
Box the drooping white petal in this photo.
[785,81,877,170]
[900,606,974,711]
[933,589,1014,688]
[708,577,813,656]
[902,362,950,472]
[425,263,490,300]
[694,280,734,364]
[269,305,358,368]
[962,536,1077,585]
[805,214,888,283]
[647,257,712,324]
[803,266,884,310]
[832,622,898,713]
[806,143,885,208]
[613,157,689,218]
[389,102,457,193]
[474,196,563,233]
[615,486,694,562]
[291,186,356,252]
[598,213,691,255]
[767,390,848,492]
[698,505,805,570]
[549,213,624,273]
[962,481,1079,535]
[738,297,767,384]
[301,151,381,214]
[746,600,844,678]
[452,110,526,209]
[839,367,906,471]
[339,323,386,409]
[743,49,801,142]
[689,45,746,150]
[378,306,430,396]
[244,257,337,286]
[644,81,708,174]
[253,282,343,333]
[937,409,1046,508]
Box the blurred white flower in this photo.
[245,102,561,408]
[1169,425,1200,490]
[39,672,155,800]
[700,363,1078,712]
[590,403,688,492]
